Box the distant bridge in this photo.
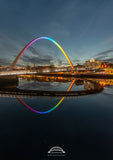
[0,70,37,76]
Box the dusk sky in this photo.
[0,0,113,66]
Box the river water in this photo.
[0,78,113,160]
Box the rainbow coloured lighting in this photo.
[11,36,75,114]
[10,37,74,71]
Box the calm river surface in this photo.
[0,78,113,160]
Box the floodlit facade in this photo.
[85,59,101,70]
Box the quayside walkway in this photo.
[0,87,104,97]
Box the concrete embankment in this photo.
[0,87,104,97]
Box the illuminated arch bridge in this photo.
[4,37,103,114]
[8,36,76,114]
[9,37,74,71]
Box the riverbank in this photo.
[37,72,113,79]
[0,75,18,88]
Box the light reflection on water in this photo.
[102,85,113,97]
[0,78,113,159]
[18,78,84,91]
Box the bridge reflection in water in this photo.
[0,75,106,114]
[0,76,104,97]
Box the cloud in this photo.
[19,50,64,66]
[28,46,40,57]
[93,49,113,63]
[95,49,113,57]
[101,58,113,63]
[0,58,10,66]
[20,54,53,65]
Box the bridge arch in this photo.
[10,36,75,114]
[9,37,74,71]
